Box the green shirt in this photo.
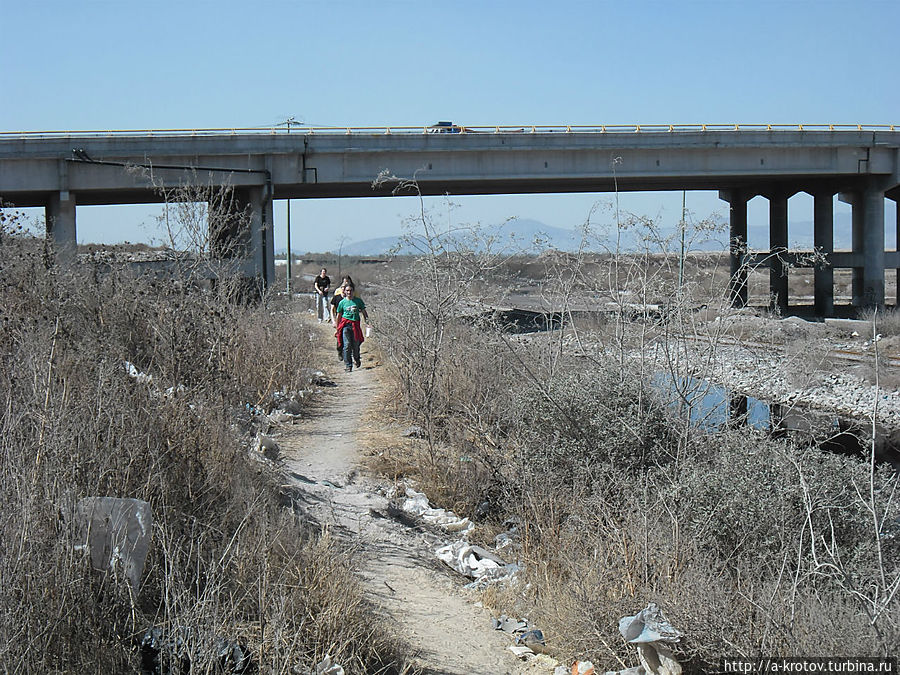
[336,296,366,321]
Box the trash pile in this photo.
[391,485,522,587]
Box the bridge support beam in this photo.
[813,191,834,316]
[721,189,748,307]
[769,191,789,314]
[45,191,77,263]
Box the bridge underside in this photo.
[1,130,898,312]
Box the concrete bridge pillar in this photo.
[210,188,252,260]
[215,186,274,289]
[862,184,885,308]
[769,191,789,314]
[839,190,866,306]
[45,191,77,262]
[721,189,748,307]
[813,191,834,316]
[841,184,887,309]
[895,197,900,305]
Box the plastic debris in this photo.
[570,662,596,675]
[508,645,534,659]
[124,360,154,385]
[255,433,281,461]
[400,486,474,534]
[311,654,344,675]
[617,603,683,675]
[618,603,682,644]
[436,540,519,585]
[75,497,152,592]
[491,615,529,633]
[516,628,547,653]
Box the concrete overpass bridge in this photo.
[1,124,898,314]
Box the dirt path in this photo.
[279,323,534,675]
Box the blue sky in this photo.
[2,0,897,252]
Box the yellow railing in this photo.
[0,124,896,138]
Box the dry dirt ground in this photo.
[278,321,542,675]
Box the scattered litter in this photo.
[619,603,682,644]
[267,410,296,424]
[399,487,474,534]
[508,645,534,659]
[74,497,152,592]
[124,360,154,386]
[616,603,683,675]
[163,384,186,398]
[402,425,425,438]
[568,662,595,675]
[255,433,280,461]
[491,615,529,633]
[319,479,342,489]
[494,523,520,551]
[436,540,507,578]
[310,654,344,675]
[516,628,547,653]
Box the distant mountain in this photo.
[281,212,864,257]
[337,218,729,256]
[337,219,582,256]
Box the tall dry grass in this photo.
[373,208,899,669]
[0,211,409,673]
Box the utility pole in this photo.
[678,190,686,294]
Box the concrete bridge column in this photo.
[769,191,789,314]
[263,194,275,286]
[728,190,748,307]
[840,191,866,306]
[813,191,834,316]
[895,197,900,305]
[862,184,885,308]
[210,188,251,260]
[45,191,77,262]
[238,185,275,288]
[723,190,749,307]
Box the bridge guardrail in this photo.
[0,124,896,139]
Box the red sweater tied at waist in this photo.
[335,317,364,350]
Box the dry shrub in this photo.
[375,256,898,668]
[0,219,408,673]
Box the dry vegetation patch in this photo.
[360,214,899,670]
[0,213,407,673]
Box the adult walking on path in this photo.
[313,268,331,323]
[334,283,368,372]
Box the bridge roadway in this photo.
[1,125,899,314]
